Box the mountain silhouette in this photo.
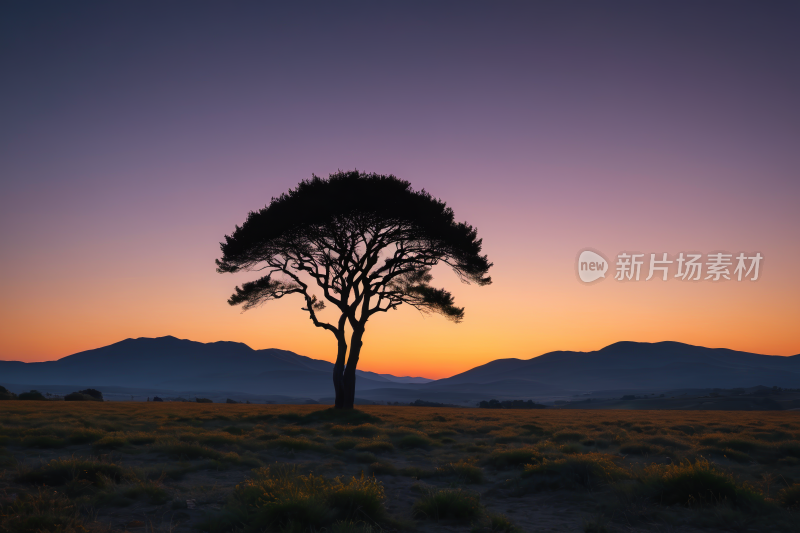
[2,338,798,402]
[0,336,429,397]
[429,341,800,391]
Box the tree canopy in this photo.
[217,171,492,408]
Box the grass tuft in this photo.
[66,429,105,445]
[368,461,398,476]
[522,452,627,489]
[620,441,659,455]
[157,441,224,460]
[487,447,541,469]
[552,431,585,443]
[0,488,95,533]
[355,439,394,453]
[331,423,383,437]
[205,464,386,532]
[397,434,434,449]
[335,438,359,451]
[696,446,752,463]
[92,434,128,450]
[94,479,170,507]
[778,483,800,508]
[471,511,522,532]
[21,435,67,449]
[354,451,377,463]
[636,458,766,510]
[331,520,380,533]
[413,487,482,522]
[301,408,382,426]
[16,457,130,487]
[435,460,484,484]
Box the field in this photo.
[1,403,800,533]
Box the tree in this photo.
[79,388,103,400]
[216,171,492,409]
[18,390,46,401]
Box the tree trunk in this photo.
[332,335,347,409]
[341,328,364,409]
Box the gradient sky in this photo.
[1,2,798,378]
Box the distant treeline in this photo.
[478,399,548,409]
[0,386,103,401]
[408,399,461,408]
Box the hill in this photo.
[2,338,798,404]
[0,336,429,398]
[430,341,800,392]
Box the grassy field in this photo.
[1,403,800,532]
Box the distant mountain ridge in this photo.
[431,341,800,391]
[2,338,798,403]
[0,336,431,397]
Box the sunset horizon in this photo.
[3,3,798,380]
[5,333,799,382]
[3,4,800,531]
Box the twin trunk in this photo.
[332,330,364,409]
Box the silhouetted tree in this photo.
[217,171,492,409]
[0,386,16,401]
[478,399,546,409]
[18,390,46,401]
[79,388,103,400]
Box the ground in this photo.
[1,403,799,532]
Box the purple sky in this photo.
[1,2,798,375]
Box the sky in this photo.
[1,1,798,379]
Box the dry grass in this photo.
[1,403,799,531]
[203,464,386,532]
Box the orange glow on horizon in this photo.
[2,243,797,380]
[2,2,799,383]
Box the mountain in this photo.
[430,341,800,391]
[2,338,798,404]
[0,336,428,398]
